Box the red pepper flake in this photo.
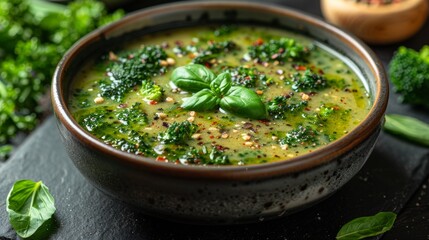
[149,100,158,105]
[209,135,215,139]
[156,156,167,161]
[258,119,271,126]
[254,38,264,46]
[294,65,307,71]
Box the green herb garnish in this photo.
[279,125,319,147]
[171,64,267,119]
[158,120,198,145]
[383,114,429,147]
[6,180,56,238]
[100,46,167,102]
[0,0,124,157]
[288,69,328,92]
[247,38,309,63]
[336,212,397,240]
[267,95,308,120]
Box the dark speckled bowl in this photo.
[51,1,388,224]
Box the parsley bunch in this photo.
[0,0,124,159]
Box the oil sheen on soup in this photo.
[69,25,370,166]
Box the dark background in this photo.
[1,0,429,239]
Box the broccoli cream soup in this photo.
[69,25,370,166]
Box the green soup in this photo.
[69,25,370,166]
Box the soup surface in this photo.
[69,25,370,166]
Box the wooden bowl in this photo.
[321,0,429,44]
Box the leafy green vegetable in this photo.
[173,64,267,119]
[100,46,167,102]
[6,180,56,238]
[116,103,148,126]
[247,38,309,63]
[192,41,238,65]
[388,45,429,108]
[171,64,215,92]
[220,86,267,119]
[336,212,396,240]
[181,89,220,112]
[140,80,164,102]
[158,121,198,144]
[279,125,319,147]
[383,114,429,147]
[0,0,124,156]
[179,146,230,165]
[267,95,308,120]
[213,25,236,37]
[225,66,273,88]
[103,131,155,156]
[287,69,328,92]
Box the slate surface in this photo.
[1,0,429,239]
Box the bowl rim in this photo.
[51,1,388,181]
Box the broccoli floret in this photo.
[213,25,236,36]
[267,95,308,120]
[389,45,429,108]
[288,69,328,92]
[140,80,164,102]
[116,103,148,126]
[193,40,238,65]
[247,38,309,63]
[102,131,155,156]
[225,66,272,88]
[100,46,167,102]
[279,125,319,147]
[158,121,198,144]
[178,146,230,165]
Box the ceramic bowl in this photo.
[51,1,388,224]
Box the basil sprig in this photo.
[336,212,396,240]
[6,180,56,238]
[171,64,267,119]
[384,114,429,147]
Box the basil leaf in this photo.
[6,180,56,238]
[220,86,267,119]
[181,89,220,111]
[210,72,232,96]
[384,114,429,146]
[171,64,215,92]
[336,212,396,240]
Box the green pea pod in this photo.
[171,64,215,92]
[384,114,429,146]
[210,72,232,97]
[220,86,267,119]
[181,89,220,112]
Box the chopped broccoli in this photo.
[279,125,319,147]
[100,46,167,102]
[140,80,164,102]
[193,40,238,65]
[80,109,107,132]
[225,66,272,88]
[116,103,148,126]
[158,121,198,144]
[267,95,308,120]
[247,38,309,63]
[213,25,236,36]
[287,69,328,92]
[179,146,230,165]
[102,131,155,156]
[388,45,429,108]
